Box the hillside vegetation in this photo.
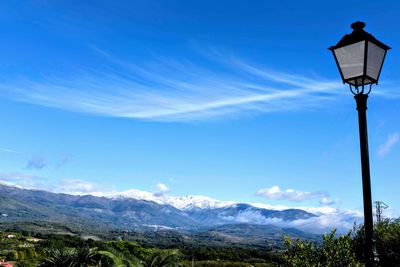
[1,219,400,266]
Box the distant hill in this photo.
[0,184,197,230]
[0,184,319,247]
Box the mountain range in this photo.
[0,183,320,246]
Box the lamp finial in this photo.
[351,21,366,31]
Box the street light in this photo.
[329,21,390,267]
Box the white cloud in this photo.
[319,197,340,206]
[256,185,328,202]
[250,202,292,211]
[384,207,400,219]
[0,176,365,233]
[55,179,99,195]
[0,172,42,188]
[250,204,351,217]
[0,50,343,122]
[216,206,362,234]
[289,211,362,234]
[378,132,400,157]
[0,174,111,196]
[115,186,360,233]
[154,183,169,196]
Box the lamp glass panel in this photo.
[366,41,386,80]
[334,41,365,79]
[349,77,373,86]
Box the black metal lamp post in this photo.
[329,22,390,267]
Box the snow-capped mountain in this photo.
[0,183,362,234]
[114,189,235,210]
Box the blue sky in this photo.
[0,0,399,217]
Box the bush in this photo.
[18,250,26,260]
[352,219,400,266]
[39,247,76,267]
[282,236,317,267]
[319,231,361,267]
[25,247,37,259]
[6,250,19,261]
[141,249,181,267]
[282,229,362,267]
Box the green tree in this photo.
[282,236,317,267]
[141,249,181,267]
[96,250,121,267]
[39,247,76,267]
[39,246,102,267]
[352,219,400,266]
[282,230,362,267]
[74,247,100,267]
[25,247,37,259]
[319,230,361,267]
[95,250,137,267]
[6,250,19,261]
[18,250,26,261]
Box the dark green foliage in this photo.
[29,233,278,266]
[352,219,400,266]
[15,262,37,267]
[25,247,37,258]
[282,236,316,266]
[15,263,28,267]
[38,234,86,249]
[39,247,101,267]
[39,247,77,267]
[98,249,139,266]
[141,249,181,267]
[375,219,400,266]
[319,231,361,267]
[95,240,149,262]
[181,261,276,267]
[94,251,116,267]
[2,220,400,266]
[282,229,362,267]
[178,245,278,263]
[74,247,100,267]
[6,250,19,261]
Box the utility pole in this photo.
[374,201,388,223]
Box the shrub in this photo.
[6,250,19,261]
[282,229,362,267]
[282,236,317,267]
[39,247,76,267]
[352,219,400,266]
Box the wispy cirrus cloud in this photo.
[0,49,343,122]
[378,132,399,157]
[0,148,19,154]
